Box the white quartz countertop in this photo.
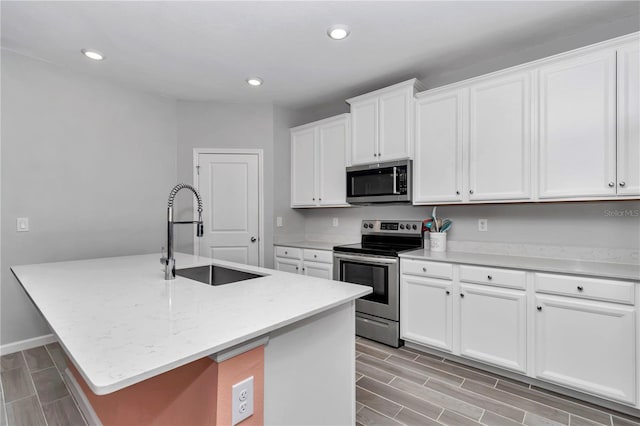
[400,249,640,281]
[274,241,347,251]
[11,253,370,395]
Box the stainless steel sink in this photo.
[175,265,265,286]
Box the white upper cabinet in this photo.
[290,114,350,208]
[468,72,531,201]
[350,98,378,165]
[414,89,464,203]
[291,128,316,207]
[538,50,617,199]
[617,42,640,196]
[348,79,423,165]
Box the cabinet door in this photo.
[303,261,333,280]
[538,51,617,198]
[400,275,453,352]
[274,257,302,274]
[379,87,412,161]
[535,295,636,404]
[318,117,349,206]
[617,42,640,196]
[459,284,527,372]
[350,98,379,165]
[414,90,464,203]
[291,128,317,207]
[468,72,531,201]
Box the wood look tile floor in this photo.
[1,343,86,426]
[355,337,640,426]
[2,339,638,425]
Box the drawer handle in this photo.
[422,267,427,272]
[314,254,317,258]
[537,306,542,311]
[577,285,584,291]
[487,275,493,280]
[285,251,288,255]
[460,293,465,298]
[446,290,450,295]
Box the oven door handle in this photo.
[333,253,399,265]
[392,166,400,194]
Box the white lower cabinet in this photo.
[274,246,333,280]
[534,294,636,405]
[302,261,333,280]
[400,275,453,352]
[459,284,527,373]
[274,257,302,274]
[400,258,639,408]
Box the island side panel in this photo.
[263,301,356,425]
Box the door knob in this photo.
[250,237,257,242]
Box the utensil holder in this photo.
[430,232,447,252]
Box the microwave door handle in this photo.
[392,167,400,194]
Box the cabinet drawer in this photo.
[402,259,453,280]
[274,246,302,260]
[459,265,526,289]
[303,249,333,264]
[535,273,635,305]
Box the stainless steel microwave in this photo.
[346,160,411,204]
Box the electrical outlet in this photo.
[332,217,339,227]
[276,216,283,227]
[478,219,488,232]
[232,376,254,425]
[16,217,29,232]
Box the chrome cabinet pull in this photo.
[460,293,465,298]
[537,306,542,311]
[577,285,584,291]
[250,236,257,242]
[608,182,615,187]
[422,267,427,272]
[619,181,626,187]
[487,275,493,280]
[446,290,450,295]
[469,190,474,194]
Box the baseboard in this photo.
[0,334,57,355]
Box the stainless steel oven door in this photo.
[333,252,399,321]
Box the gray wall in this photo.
[174,100,275,267]
[1,51,178,345]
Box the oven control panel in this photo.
[362,220,422,235]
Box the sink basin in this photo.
[175,265,265,286]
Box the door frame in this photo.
[192,148,265,267]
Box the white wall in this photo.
[0,51,178,345]
[174,101,276,267]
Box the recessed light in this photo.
[246,77,263,87]
[327,25,351,40]
[81,49,105,61]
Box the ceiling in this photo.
[1,1,639,109]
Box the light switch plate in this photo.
[17,217,29,232]
[276,216,283,227]
[478,218,488,232]
[332,217,339,227]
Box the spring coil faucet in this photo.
[161,183,204,279]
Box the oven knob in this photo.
[368,223,374,228]
[412,224,417,230]
[400,224,405,230]
[363,223,368,229]
[406,223,411,229]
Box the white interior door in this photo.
[197,152,261,266]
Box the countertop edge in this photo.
[399,250,640,281]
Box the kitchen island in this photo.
[11,253,371,425]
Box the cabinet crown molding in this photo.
[346,78,425,104]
